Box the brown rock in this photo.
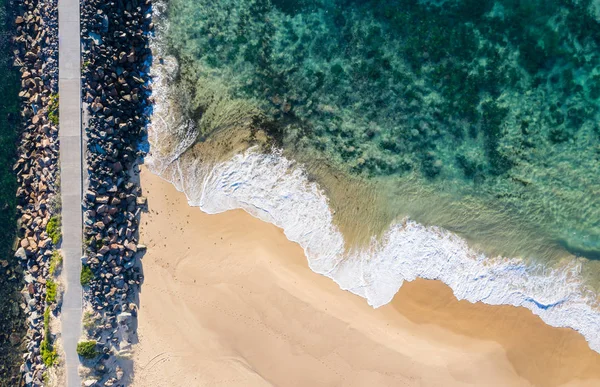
[9,333,21,346]
[95,195,110,204]
[125,242,137,253]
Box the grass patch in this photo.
[84,237,96,250]
[49,250,63,276]
[82,310,99,331]
[80,265,94,286]
[45,278,57,304]
[46,216,61,245]
[48,93,59,126]
[77,340,98,359]
[41,308,58,367]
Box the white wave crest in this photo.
[146,52,600,354]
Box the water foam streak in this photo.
[147,53,600,354]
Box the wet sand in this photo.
[131,166,600,387]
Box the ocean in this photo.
[148,0,600,352]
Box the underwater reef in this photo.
[163,0,600,261]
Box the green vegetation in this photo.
[84,237,96,250]
[80,265,94,286]
[76,340,98,359]
[45,278,57,304]
[42,253,60,365]
[46,216,61,245]
[48,93,59,126]
[82,310,99,331]
[41,308,57,367]
[49,250,63,276]
[0,0,25,381]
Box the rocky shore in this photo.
[80,0,152,384]
[10,0,61,385]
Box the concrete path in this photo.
[58,0,83,385]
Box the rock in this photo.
[116,312,131,324]
[38,238,51,249]
[9,332,21,346]
[115,366,124,380]
[85,190,97,202]
[91,101,103,113]
[95,195,110,204]
[125,242,137,252]
[0,259,9,268]
[25,51,38,61]
[83,379,98,387]
[28,238,38,250]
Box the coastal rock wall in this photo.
[80,0,152,384]
[10,0,61,385]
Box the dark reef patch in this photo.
[163,0,600,261]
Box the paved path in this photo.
[58,0,83,385]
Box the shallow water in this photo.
[149,0,600,352]
[162,0,600,264]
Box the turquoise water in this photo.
[162,0,600,265]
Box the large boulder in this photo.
[14,247,27,260]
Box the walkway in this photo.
[58,0,82,385]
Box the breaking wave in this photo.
[145,52,600,354]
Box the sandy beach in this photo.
[131,166,600,387]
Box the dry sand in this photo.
[131,167,600,387]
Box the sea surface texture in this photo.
[148,0,600,352]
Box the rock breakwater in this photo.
[10,0,61,385]
[80,0,152,384]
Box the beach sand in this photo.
[131,166,600,387]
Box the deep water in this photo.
[162,0,600,266]
[0,0,23,384]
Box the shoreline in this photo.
[146,140,600,355]
[146,27,600,355]
[132,166,600,386]
[78,0,152,384]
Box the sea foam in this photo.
[146,53,600,354]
